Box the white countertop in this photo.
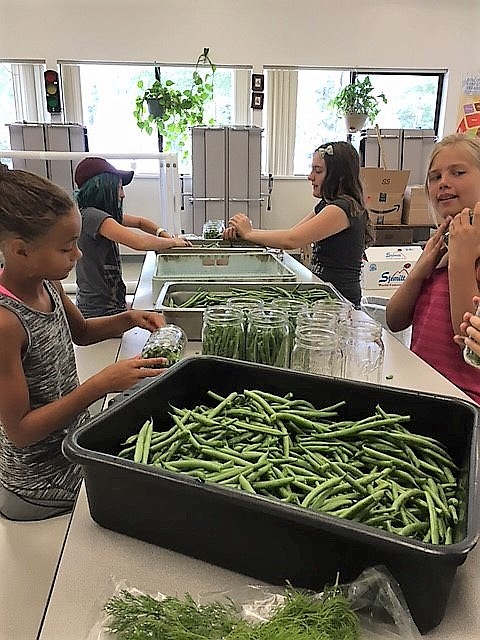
[36,324,479,639]
[36,254,480,640]
[5,252,478,640]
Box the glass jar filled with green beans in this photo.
[227,296,264,317]
[269,298,308,366]
[141,324,187,367]
[312,298,353,324]
[246,308,290,368]
[201,306,245,359]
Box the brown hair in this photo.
[315,141,375,248]
[0,163,75,242]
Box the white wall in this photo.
[1,0,479,237]
[2,0,479,134]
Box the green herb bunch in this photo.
[103,584,360,640]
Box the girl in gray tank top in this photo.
[0,164,170,520]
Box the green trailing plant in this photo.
[328,76,387,126]
[134,47,216,159]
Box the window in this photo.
[294,69,348,175]
[0,61,47,164]
[355,72,444,130]
[0,63,16,157]
[65,62,239,174]
[293,69,445,175]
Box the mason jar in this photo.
[312,298,353,325]
[227,295,264,315]
[290,326,341,377]
[202,219,226,240]
[201,306,245,360]
[271,298,309,365]
[296,307,338,332]
[245,308,290,368]
[463,304,480,368]
[341,318,385,383]
[141,324,187,368]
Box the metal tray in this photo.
[155,280,345,340]
[152,251,296,301]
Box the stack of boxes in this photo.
[360,170,433,292]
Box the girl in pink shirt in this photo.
[386,134,480,404]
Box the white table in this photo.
[37,343,480,639]
[35,255,480,640]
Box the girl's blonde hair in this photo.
[425,133,480,189]
[424,133,480,227]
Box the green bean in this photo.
[133,419,150,464]
[141,419,153,464]
[425,490,440,545]
[238,474,256,493]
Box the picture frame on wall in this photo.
[251,74,264,92]
[251,92,264,110]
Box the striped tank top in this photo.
[0,280,88,505]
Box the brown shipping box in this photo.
[361,168,410,225]
[402,185,434,226]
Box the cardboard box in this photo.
[361,245,423,289]
[402,185,434,226]
[374,226,414,246]
[361,168,410,225]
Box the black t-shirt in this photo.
[310,197,367,307]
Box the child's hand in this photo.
[227,213,252,239]
[129,310,166,332]
[223,225,237,241]
[453,295,480,347]
[96,356,167,394]
[448,202,480,263]
[172,236,193,247]
[411,217,451,280]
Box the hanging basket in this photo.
[344,113,368,133]
[147,98,165,119]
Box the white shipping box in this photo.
[361,245,423,289]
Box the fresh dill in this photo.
[103,584,360,640]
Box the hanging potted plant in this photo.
[328,76,387,133]
[133,48,216,159]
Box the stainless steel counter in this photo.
[133,250,323,310]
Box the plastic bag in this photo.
[85,565,421,640]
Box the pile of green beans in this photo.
[167,286,338,309]
[118,389,462,545]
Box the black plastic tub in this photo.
[63,356,480,633]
